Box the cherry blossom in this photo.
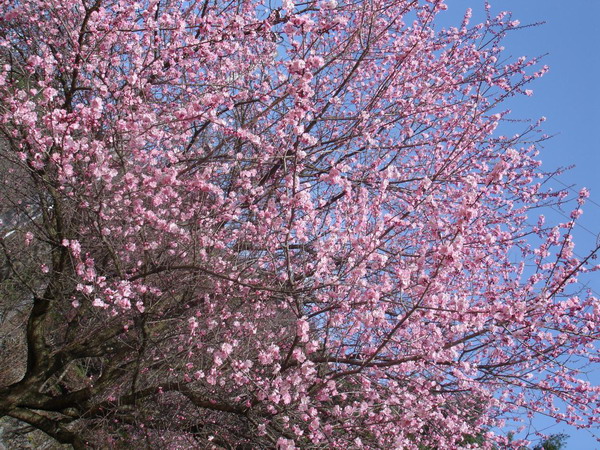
[0,0,598,448]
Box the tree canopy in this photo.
[0,0,598,448]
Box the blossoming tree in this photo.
[0,0,598,448]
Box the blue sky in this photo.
[440,1,600,448]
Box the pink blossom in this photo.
[0,1,597,448]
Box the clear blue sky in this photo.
[440,2,600,448]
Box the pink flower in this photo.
[296,318,310,342]
[277,437,296,450]
[288,59,306,74]
[93,298,107,308]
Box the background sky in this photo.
[440,1,600,448]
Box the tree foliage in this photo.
[532,434,569,450]
[0,0,598,448]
